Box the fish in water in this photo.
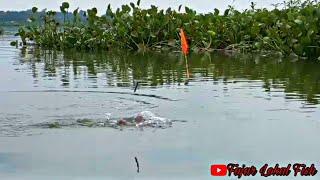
[108,111,172,128]
[34,111,172,129]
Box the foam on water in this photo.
[106,111,172,128]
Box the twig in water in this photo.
[135,156,140,173]
[134,82,139,93]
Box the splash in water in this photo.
[32,111,172,130]
[107,111,172,128]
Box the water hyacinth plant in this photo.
[14,0,320,60]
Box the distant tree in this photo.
[0,9,79,25]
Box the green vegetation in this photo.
[48,122,61,128]
[77,119,96,127]
[10,41,18,46]
[15,0,320,60]
[0,27,3,35]
[45,119,103,128]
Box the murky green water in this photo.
[1,34,320,179]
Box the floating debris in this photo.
[77,119,96,127]
[48,122,61,128]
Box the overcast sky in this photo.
[0,0,284,13]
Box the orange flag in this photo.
[180,28,189,55]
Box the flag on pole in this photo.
[180,28,189,55]
[180,28,190,83]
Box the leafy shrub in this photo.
[15,0,320,60]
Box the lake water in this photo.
[1,34,320,179]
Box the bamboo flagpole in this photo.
[180,28,190,84]
[184,54,190,79]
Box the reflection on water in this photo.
[18,47,320,104]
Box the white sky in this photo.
[0,0,284,13]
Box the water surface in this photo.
[1,34,320,179]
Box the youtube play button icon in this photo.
[211,164,227,176]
